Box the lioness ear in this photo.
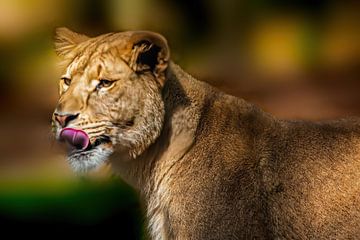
[54,27,89,56]
[127,31,170,86]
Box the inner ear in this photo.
[131,40,162,73]
[136,40,161,72]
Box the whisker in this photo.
[86,128,106,135]
[81,122,110,130]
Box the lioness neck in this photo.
[110,62,210,190]
[110,62,212,239]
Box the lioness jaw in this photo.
[52,28,360,239]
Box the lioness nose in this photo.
[54,112,79,128]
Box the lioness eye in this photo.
[61,77,71,86]
[97,79,113,89]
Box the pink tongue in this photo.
[60,128,90,150]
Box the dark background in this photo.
[0,0,358,238]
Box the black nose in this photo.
[54,112,79,128]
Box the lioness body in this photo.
[53,28,360,239]
[113,63,360,239]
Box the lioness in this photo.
[52,28,360,239]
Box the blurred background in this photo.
[0,0,359,238]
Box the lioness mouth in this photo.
[60,128,111,154]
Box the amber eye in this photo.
[97,79,114,89]
[61,77,71,86]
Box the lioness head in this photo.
[52,28,170,173]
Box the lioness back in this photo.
[52,28,360,239]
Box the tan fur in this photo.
[53,28,360,239]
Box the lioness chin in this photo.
[52,28,360,239]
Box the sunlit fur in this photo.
[67,146,113,173]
